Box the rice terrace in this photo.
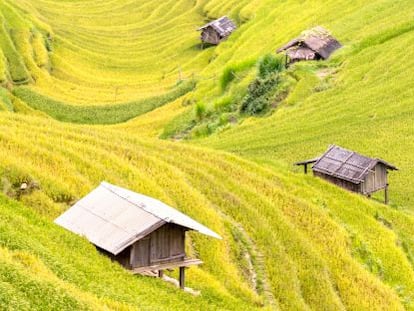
[0,0,414,310]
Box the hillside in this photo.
[2,113,414,310]
[0,0,414,310]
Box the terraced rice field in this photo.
[1,0,414,309]
[1,0,213,109]
[2,113,414,309]
[197,5,414,210]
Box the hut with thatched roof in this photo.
[198,16,236,46]
[295,145,398,204]
[277,26,341,65]
[55,181,221,289]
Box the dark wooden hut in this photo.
[295,145,398,204]
[198,16,236,46]
[277,26,341,65]
[55,182,221,289]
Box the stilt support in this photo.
[179,266,185,290]
[158,270,164,278]
[385,184,389,205]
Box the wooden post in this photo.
[304,164,308,174]
[158,270,164,278]
[385,184,389,205]
[179,266,185,289]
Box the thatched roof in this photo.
[198,16,236,37]
[277,26,341,59]
[55,182,221,255]
[312,145,398,184]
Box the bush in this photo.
[240,73,279,115]
[195,102,207,120]
[213,96,235,113]
[257,54,284,79]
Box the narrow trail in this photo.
[226,216,278,308]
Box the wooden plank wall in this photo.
[128,224,186,269]
[314,171,360,193]
[201,28,221,45]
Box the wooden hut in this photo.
[277,26,341,65]
[295,145,398,204]
[55,181,221,289]
[198,16,236,46]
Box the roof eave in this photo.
[295,157,320,166]
[111,219,167,255]
[375,159,399,171]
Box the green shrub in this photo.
[240,73,280,115]
[213,96,235,113]
[258,54,284,79]
[195,101,207,120]
[192,123,214,138]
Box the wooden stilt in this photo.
[158,270,164,278]
[304,164,308,174]
[385,184,389,205]
[179,267,185,289]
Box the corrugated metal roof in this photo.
[55,182,221,255]
[312,145,398,184]
[198,16,236,37]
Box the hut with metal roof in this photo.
[295,145,398,204]
[277,26,341,65]
[198,16,236,46]
[55,181,221,289]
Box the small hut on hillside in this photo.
[55,181,221,289]
[277,26,341,65]
[198,16,236,46]
[295,145,398,204]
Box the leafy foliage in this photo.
[257,54,284,79]
[240,73,280,115]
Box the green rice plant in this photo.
[0,88,12,111]
[220,59,256,91]
[31,32,49,69]
[13,81,195,124]
[0,19,29,84]
[0,48,7,84]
